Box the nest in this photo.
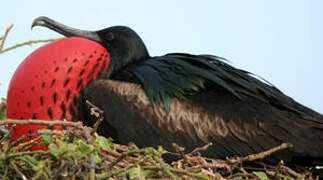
[0,101,320,180]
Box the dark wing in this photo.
[83,53,323,165]
[83,79,323,165]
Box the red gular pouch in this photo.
[7,37,110,151]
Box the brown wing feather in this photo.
[83,79,323,165]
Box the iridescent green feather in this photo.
[118,53,288,114]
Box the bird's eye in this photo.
[106,32,115,41]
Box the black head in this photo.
[32,16,149,75]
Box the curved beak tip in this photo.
[31,16,48,30]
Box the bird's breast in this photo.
[7,37,110,146]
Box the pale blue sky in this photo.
[1,0,322,113]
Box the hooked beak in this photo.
[32,16,102,43]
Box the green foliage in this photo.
[94,135,114,151]
[0,98,6,120]
[128,166,153,179]
[253,171,269,180]
[0,126,214,179]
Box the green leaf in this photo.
[95,136,114,151]
[157,146,167,154]
[0,98,6,120]
[93,152,103,164]
[39,134,52,146]
[49,140,77,159]
[49,143,60,159]
[21,155,38,167]
[77,140,93,155]
[253,171,268,180]
[142,169,153,178]
[38,129,65,146]
[33,160,49,179]
[128,166,146,180]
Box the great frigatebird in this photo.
[7,16,323,165]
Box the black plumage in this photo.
[32,16,323,165]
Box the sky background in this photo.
[1,0,322,113]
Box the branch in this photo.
[152,153,176,180]
[228,143,293,163]
[188,142,213,156]
[143,166,211,180]
[0,38,62,55]
[240,143,293,162]
[85,100,104,135]
[0,119,83,129]
[82,127,95,180]
[0,24,13,51]
[108,149,146,170]
[0,126,8,135]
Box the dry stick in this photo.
[143,166,211,180]
[11,136,41,152]
[85,100,104,135]
[0,126,9,135]
[50,161,73,180]
[3,165,8,180]
[172,143,185,157]
[0,24,13,51]
[81,127,95,180]
[6,133,37,154]
[10,160,27,180]
[106,156,151,178]
[189,142,213,156]
[281,166,302,178]
[6,132,63,154]
[108,149,146,170]
[0,119,83,129]
[0,125,13,143]
[151,153,176,180]
[0,38,62,55]
[7,151,49,159]
[238,143,293,162]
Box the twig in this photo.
[6,132,62,153]
[85,100,104,135]
[143,165,211,180]
[0,24,13,51]
[281,165,302,178]
[0,119,83,129]
[108,149,146,170]
[0,126,8,135]
[11,136,41,152]
[0,125,13,143]
[229,143,293,163]
[81,127,95,180]
[172,143,185,156]
[108,156,151,178]
[189,142,213,156]
[10,160,27,180]
[151,152,176,180]
[241,143,293,162]
[50,161,73,180]
[7,151,49,159]
[0,38,62,55]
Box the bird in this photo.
[6,16,323,166]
